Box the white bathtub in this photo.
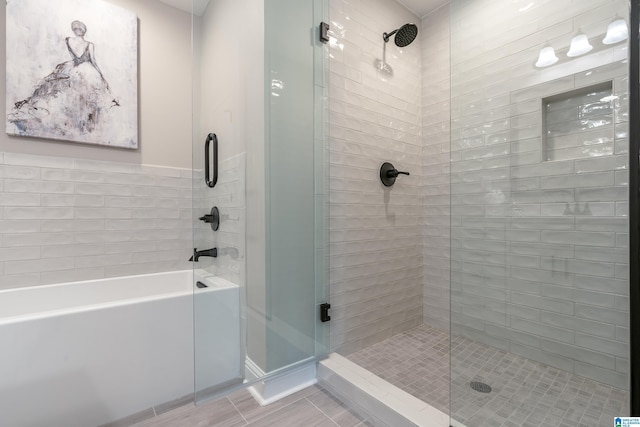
[0,270,240,427]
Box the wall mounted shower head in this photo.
[383,23,418,47]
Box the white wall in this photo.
[0,154,192,291]
[447,0,629,389]
[0,0,193,289]
[421,5,450,332]
[0,0,192,169]
[329,0,424,355]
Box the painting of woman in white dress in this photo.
[6,0,138,148]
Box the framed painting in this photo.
[5,0,138,148]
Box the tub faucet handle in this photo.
[198,207,220,231]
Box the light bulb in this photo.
[603,19,628,44]
[567,34,593,57]
[535,46,558,68]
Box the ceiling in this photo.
[158,0,445,21]
[157,0,210,16]
[396,0,449,18]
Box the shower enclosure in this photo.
[449,1,630,424]
[1,0,331,425]
[191,0,330,402]
[328,0,633,425]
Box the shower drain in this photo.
[470,381,492,393]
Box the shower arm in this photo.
[383,29,398,43]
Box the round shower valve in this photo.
[380,162,410,187]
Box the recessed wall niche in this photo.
[542,81,615,161]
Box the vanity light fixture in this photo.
[535,46,558,67]
[567,33,593,57]
[536,17,628,69]
[603,18,628,44]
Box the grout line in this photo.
[226,396,249,425]
[304,397,341,427]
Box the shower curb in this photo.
[318,353,463,427]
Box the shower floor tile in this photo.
[346,324,628,427]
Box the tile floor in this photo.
[347,324,628,427]
[129,385,371,427]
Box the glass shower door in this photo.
[449,0,631,425]
[191,0,329,401]
[191,0,250,398]
[261,0,330,374]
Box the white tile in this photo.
[0,193,41,207]
[104,262,158,278]
[0,247,41,261]
[4,180,75,194]
[40,244,104,258]
[105,196,157,208]
[0,152,192,294]
[2,232,74,247]
[40,219,104,232]
[575,333,628,358]
[575,304,627,326]
[4,257,74,274]
[104,241,157,254]
[3,166,41,180]
[0,273,41,289]
[76,253,132,268]
[0,220,40,234]
[75,183,132,196]
[75,159,141,174]
[540,257,615,277]
[540,338,615,370]
[540,231,616,247]
[104,219,155,231]
[4,153,74,169]
[4,207,73,220]
[74,208,132,219]
[39,268,106,286]
[40,195,104,207]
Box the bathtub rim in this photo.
[0,270,238,326]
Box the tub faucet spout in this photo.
[189,247,218,262]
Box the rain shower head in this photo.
[383,23,418,47]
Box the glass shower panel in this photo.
[450,1,630,426]
[192,0,329,401]
[191,0,253,399]
[262,0,330,373]
[314,0,331,363]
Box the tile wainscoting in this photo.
[0,152,193,289]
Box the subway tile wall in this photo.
[192,154,246,287]
[449,0,629,388]
[0,152,193,289]
[329,0,424,354]
[421,5,451,332]
[543,83,615,162]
